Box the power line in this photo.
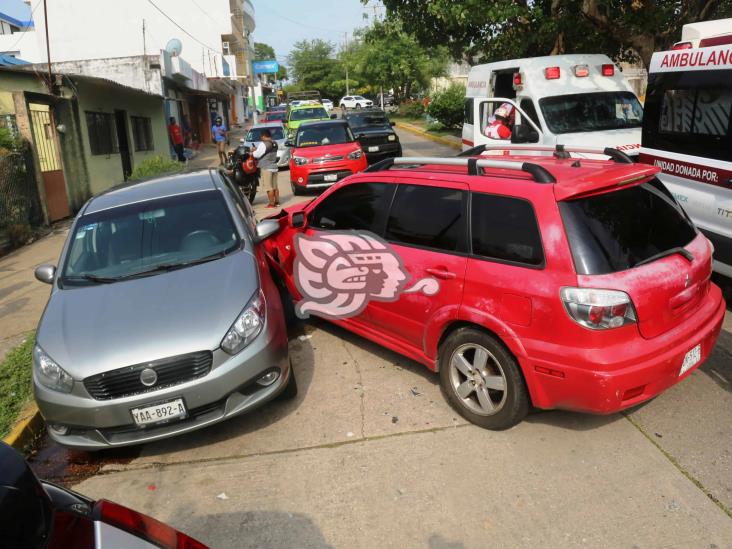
[256,3,349,34]
[188,0,222,28]
[145,0,222,54]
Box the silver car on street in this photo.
[244,122,290,168]
[32,169,294,450]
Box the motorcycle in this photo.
[226,146,259,204]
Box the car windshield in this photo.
[265,112,285,122]
[247,126,284,141]
[296,124,354,147]
[539,92,643,134]
[61,190,240,284]
[290,107,328,121]
[348,113,390,129]
[559,179,696,275]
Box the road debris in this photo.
[216,492,229,500]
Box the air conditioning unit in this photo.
[222,41,230,55]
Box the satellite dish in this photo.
[165,38,183,57]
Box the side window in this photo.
[464,98,474,125]
[471,193,544,266]
[386,184,467,253]
[519,99,540,127]
[309,182,394,233]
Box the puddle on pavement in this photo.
[28,431,140,485]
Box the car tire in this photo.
[290,180,303,196]
[278,363,298,400]
[438,327,529,430]
[355,103,362,109]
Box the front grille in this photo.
[357,134,393,147]
[312,155,344,164]
[84,351,213,400]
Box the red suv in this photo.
[264,145,725,429]
[287,120,368,196]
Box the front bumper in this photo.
[290,157,367,189]
[34,316,289,450]
[521,284,726,414]
[363,143,401,163]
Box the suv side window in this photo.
[471,193,544,266]
[309,182,395,233]
[386,184,468,253]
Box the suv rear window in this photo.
[559,179,697,275]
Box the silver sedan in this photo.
[32,170,294,450]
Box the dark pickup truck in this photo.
[345,109,402,163]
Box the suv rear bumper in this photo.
[521,284,726,414]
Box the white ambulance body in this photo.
[462,54,643,156]
[640,20,732,277]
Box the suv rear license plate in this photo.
[679,344,701,376]
[131,398,186,426]
[324,174,338,182]
[368,146,379,152]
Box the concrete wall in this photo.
[52,56,165,96]
[74,80,168,194]
[0,30,42,62]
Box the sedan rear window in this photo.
[559,179,696,275]
[62,190,239,284]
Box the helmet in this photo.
[239,137,246,144]
[494,103,514,121]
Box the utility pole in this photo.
[43,0,53,93]
[142,19,147,56]
[344,32,350,95]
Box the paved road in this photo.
[15,128,732,547]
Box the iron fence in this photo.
[0,142,45,251]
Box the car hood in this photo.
[292,143,360,158]
[36,251,259,379]
[552,127,641,157]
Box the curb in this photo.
[394,121,461,150]
[2,402,43,451]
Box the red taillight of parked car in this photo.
[95,499,208,549]
[601,64,615,76]
[544,66,561,79]
[560,287,637,330]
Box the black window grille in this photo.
[85,111,118,155]
[131,116,154,151]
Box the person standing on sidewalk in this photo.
[211,116,228,165]
[168,117,186,162]
[252,129,280,208]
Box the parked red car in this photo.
[287,120,368,196]
[264,145,726,430]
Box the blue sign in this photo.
[252,60,279,74]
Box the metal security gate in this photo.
[29,103,69,221]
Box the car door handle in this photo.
[425,267,456,280]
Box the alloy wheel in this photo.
[448,343,507,416]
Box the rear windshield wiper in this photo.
[634,247,694,268]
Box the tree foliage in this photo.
[376,0,732,68]
[427,83,466,128]
[287,39,342,98]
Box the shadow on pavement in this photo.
[175,511,333,549]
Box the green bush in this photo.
[427,83,466,129]
[399,101,425,118]
[0,335,34,439]
[129,155,183,181]
[0,127,20,151]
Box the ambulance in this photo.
[462,54,643,157]
[640,19,732,277]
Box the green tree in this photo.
[427,83,466,128]
[253,42,287,80]
[287,39,341,97]
[376,0,732,68]
[354,20,449,102]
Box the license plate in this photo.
[131,398,186,426]
[368,146,380,152]
[679,344,701,376]
[324,174,338,182]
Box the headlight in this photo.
[221,290,266,355]
[388,135,397,142]
[348,149,363,160]
[293,156,309,166]
[33,345,73,393]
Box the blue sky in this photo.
[0,0,33,24]
[253,0,383,65]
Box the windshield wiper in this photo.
[122,249,233,279]
[70,274,121,284]
[634,247,694,268]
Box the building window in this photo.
[85,111,118,155]
[131,116,154,151]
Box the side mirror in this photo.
[390,121,395,127]
[284,140,294,148]
[34,264,56,284]
[254,219,280,243]
[291,211,306,229]
[511,124,540,144]
[330,114,338,120]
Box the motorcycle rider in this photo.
[252,129,280,208]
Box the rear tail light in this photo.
[601,64,615,76]
[513,72,522,86]
[560,287,637,330]
[574,64,589,77]
[672,41,693,50]
[544,66,561,80]
[95,499,208,548]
